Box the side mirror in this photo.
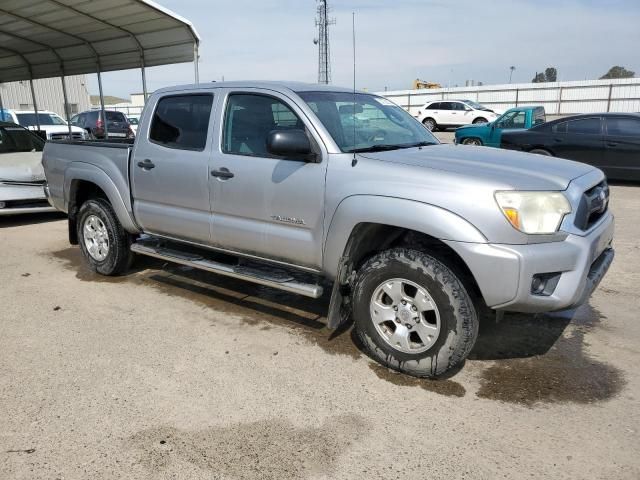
[267,129,315,160]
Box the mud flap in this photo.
[327,258,353,329]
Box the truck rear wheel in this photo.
[352,248,478,378]
[77,198,133,276]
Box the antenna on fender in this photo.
[351,11,357,167]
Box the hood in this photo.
[0,151,45,182]
[457,122,493,131]
[360,144,594,191]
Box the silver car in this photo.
[0,122,55,215]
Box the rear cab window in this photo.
[149,94,214,151]
[0,126,45,153]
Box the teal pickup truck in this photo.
[454,106,546,147]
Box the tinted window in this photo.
[150,94,213,151]
[439,102,454,110]
[565,118,601,135]
[223,94,305,157]
[0,126,45,153]
[105,111,127,123]
[426,102,441,110]
[606,117,640,137]
[451,102,467,111]
[553,122,567,133]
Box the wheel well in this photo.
[473,117,487,123]
[341,223,482,299]
[462,137,483,145]
[67,180,108,245]
[422,117,435,124]
[528,147,553,156]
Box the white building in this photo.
[0,75,92,117]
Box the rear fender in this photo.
[64,162,140,233]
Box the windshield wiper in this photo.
[345,144,405,153]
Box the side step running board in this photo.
[131,241,324,299]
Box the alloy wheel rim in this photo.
[369,278,441,354]
[83,215,110,261]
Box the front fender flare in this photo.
[322,195,487,278]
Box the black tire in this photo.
[473,117,488,124]
[352,248,478,378]
[529,148,553,156]
[422,117,437,132]
[76,198,133,276]
[461,137,483,146]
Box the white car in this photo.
[0,122,56,215]
[127,116,140,135]
[2,109,87,140]
[416,100,499,131]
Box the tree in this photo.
[531,72,546,83]
[531,67,558,83]
[600,66,635,79]
[545,67,558,82]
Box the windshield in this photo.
[462,100,491,111]
[16,113,67,126]
[0,126,45,153]
[298,91,438,153]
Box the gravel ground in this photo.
[1,185,638,480]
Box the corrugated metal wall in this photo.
[379,78,640,116]
[0,75,92,117]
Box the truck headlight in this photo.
[495,191,571,234]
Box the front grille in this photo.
[50,133,84,141]
[574,181,609,230]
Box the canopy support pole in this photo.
[97,68,108,138]
[194,43,199,84]
[141,56,148,102]
[28,78,41,133]
[0,85,4,119]
[61,75,72,137]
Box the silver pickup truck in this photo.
[42,81,614,378]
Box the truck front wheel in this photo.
[352,248,478,378]
[77,198,133,276]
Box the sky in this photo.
[89,0,640,98]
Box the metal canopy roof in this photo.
[0,0,200,83]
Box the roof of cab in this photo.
[153,81,363,96]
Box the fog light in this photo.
[531,272,562,296]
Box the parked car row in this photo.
[451,105,640,181]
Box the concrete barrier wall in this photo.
[378,78,640,116]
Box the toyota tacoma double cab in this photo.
[42,81,614,378]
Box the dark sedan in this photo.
[501,113,640,181]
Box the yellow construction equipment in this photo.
[412,79,441,90]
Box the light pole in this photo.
[509,66,516,84]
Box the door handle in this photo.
[137,159,155,170]
[211,167,234,179]
[553,138,562,142]
[606,142,618,147]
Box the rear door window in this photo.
[427,102,441,110]
[149,94,214,151]
[565,118,602,135]
[605,117,640,136]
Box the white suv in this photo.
[417,100,499,131]
[1,110,87,140]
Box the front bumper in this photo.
[0,184,56,216]
[445,212,615,313]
